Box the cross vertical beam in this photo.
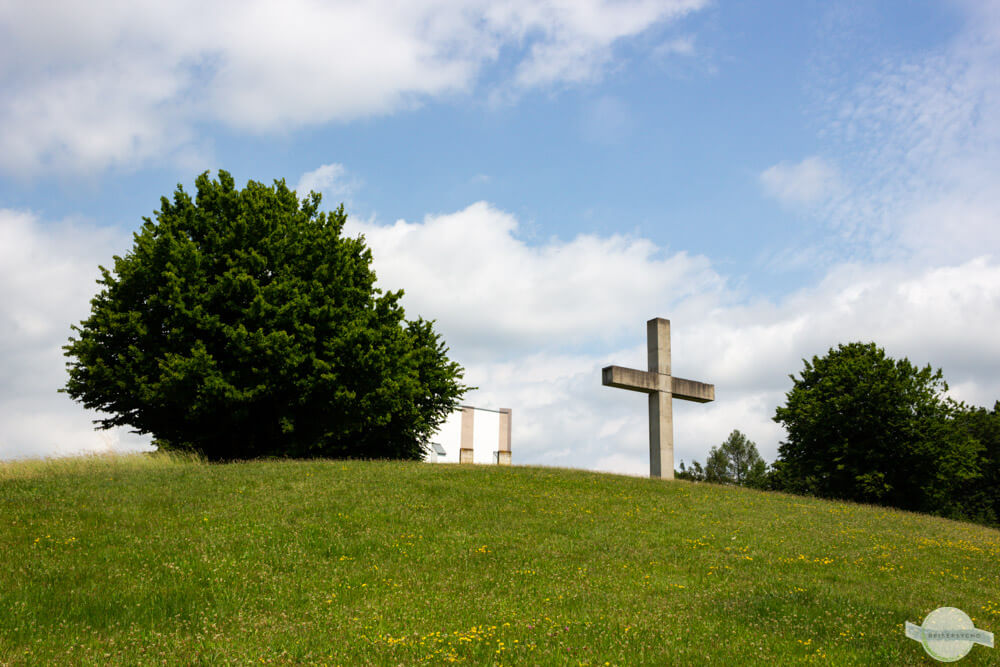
[648,389,672,478]
[602,317,714,479]
[647,318,671,477]
[648,317,670,375]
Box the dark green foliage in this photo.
[946,402,1000,525]
[771,342,982,517]
[675,459,704,481]
[680,429,768,488]
[704,446,731,484]
[62,171,469,461]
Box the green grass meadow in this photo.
[1,453,998,665]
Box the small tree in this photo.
[63,170,470,461]
[703,430,767,487]
[703,445,731,484]
[772,342,980,512]
[676,459,705,481]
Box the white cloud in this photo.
[0,209,153,460]
[0,0,708,174]
[0,60,199,175]
[345,201,726,358]
[653,35,695,58]
[773,4,1000,261]
[489,0,705,89]
[346,203,1000,475]
[296,163,359,206]
[760,156,844,209]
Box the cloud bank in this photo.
[0,0,708,174]
[0,209,152,460]
[763,2,1000,264]
[760,156,843,210]
[346,203,1000,474]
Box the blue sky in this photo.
[2,1,998,475]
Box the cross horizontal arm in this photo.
[602,365,661,393]
[670,377,715,403]
[602,366,715,402]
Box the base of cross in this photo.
[602,318,714,479]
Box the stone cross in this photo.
[602,318,714,479]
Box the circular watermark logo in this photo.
[905,607,994,662]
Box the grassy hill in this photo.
[1,454,998,665]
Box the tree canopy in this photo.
[771,342,981,513]
[944,401,1000,524]
[676,430,767,488]
[63,170,469,461]
[704,430,768,487]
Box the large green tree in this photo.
[63,171,469,461]
[947,402,1000,525]
[772,342,981,513]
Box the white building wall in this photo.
[429,408,501,464]
[473,410,500,464]
[429,411,461,463]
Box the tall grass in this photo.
[1,454,997,665]
[0,451,202,481]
